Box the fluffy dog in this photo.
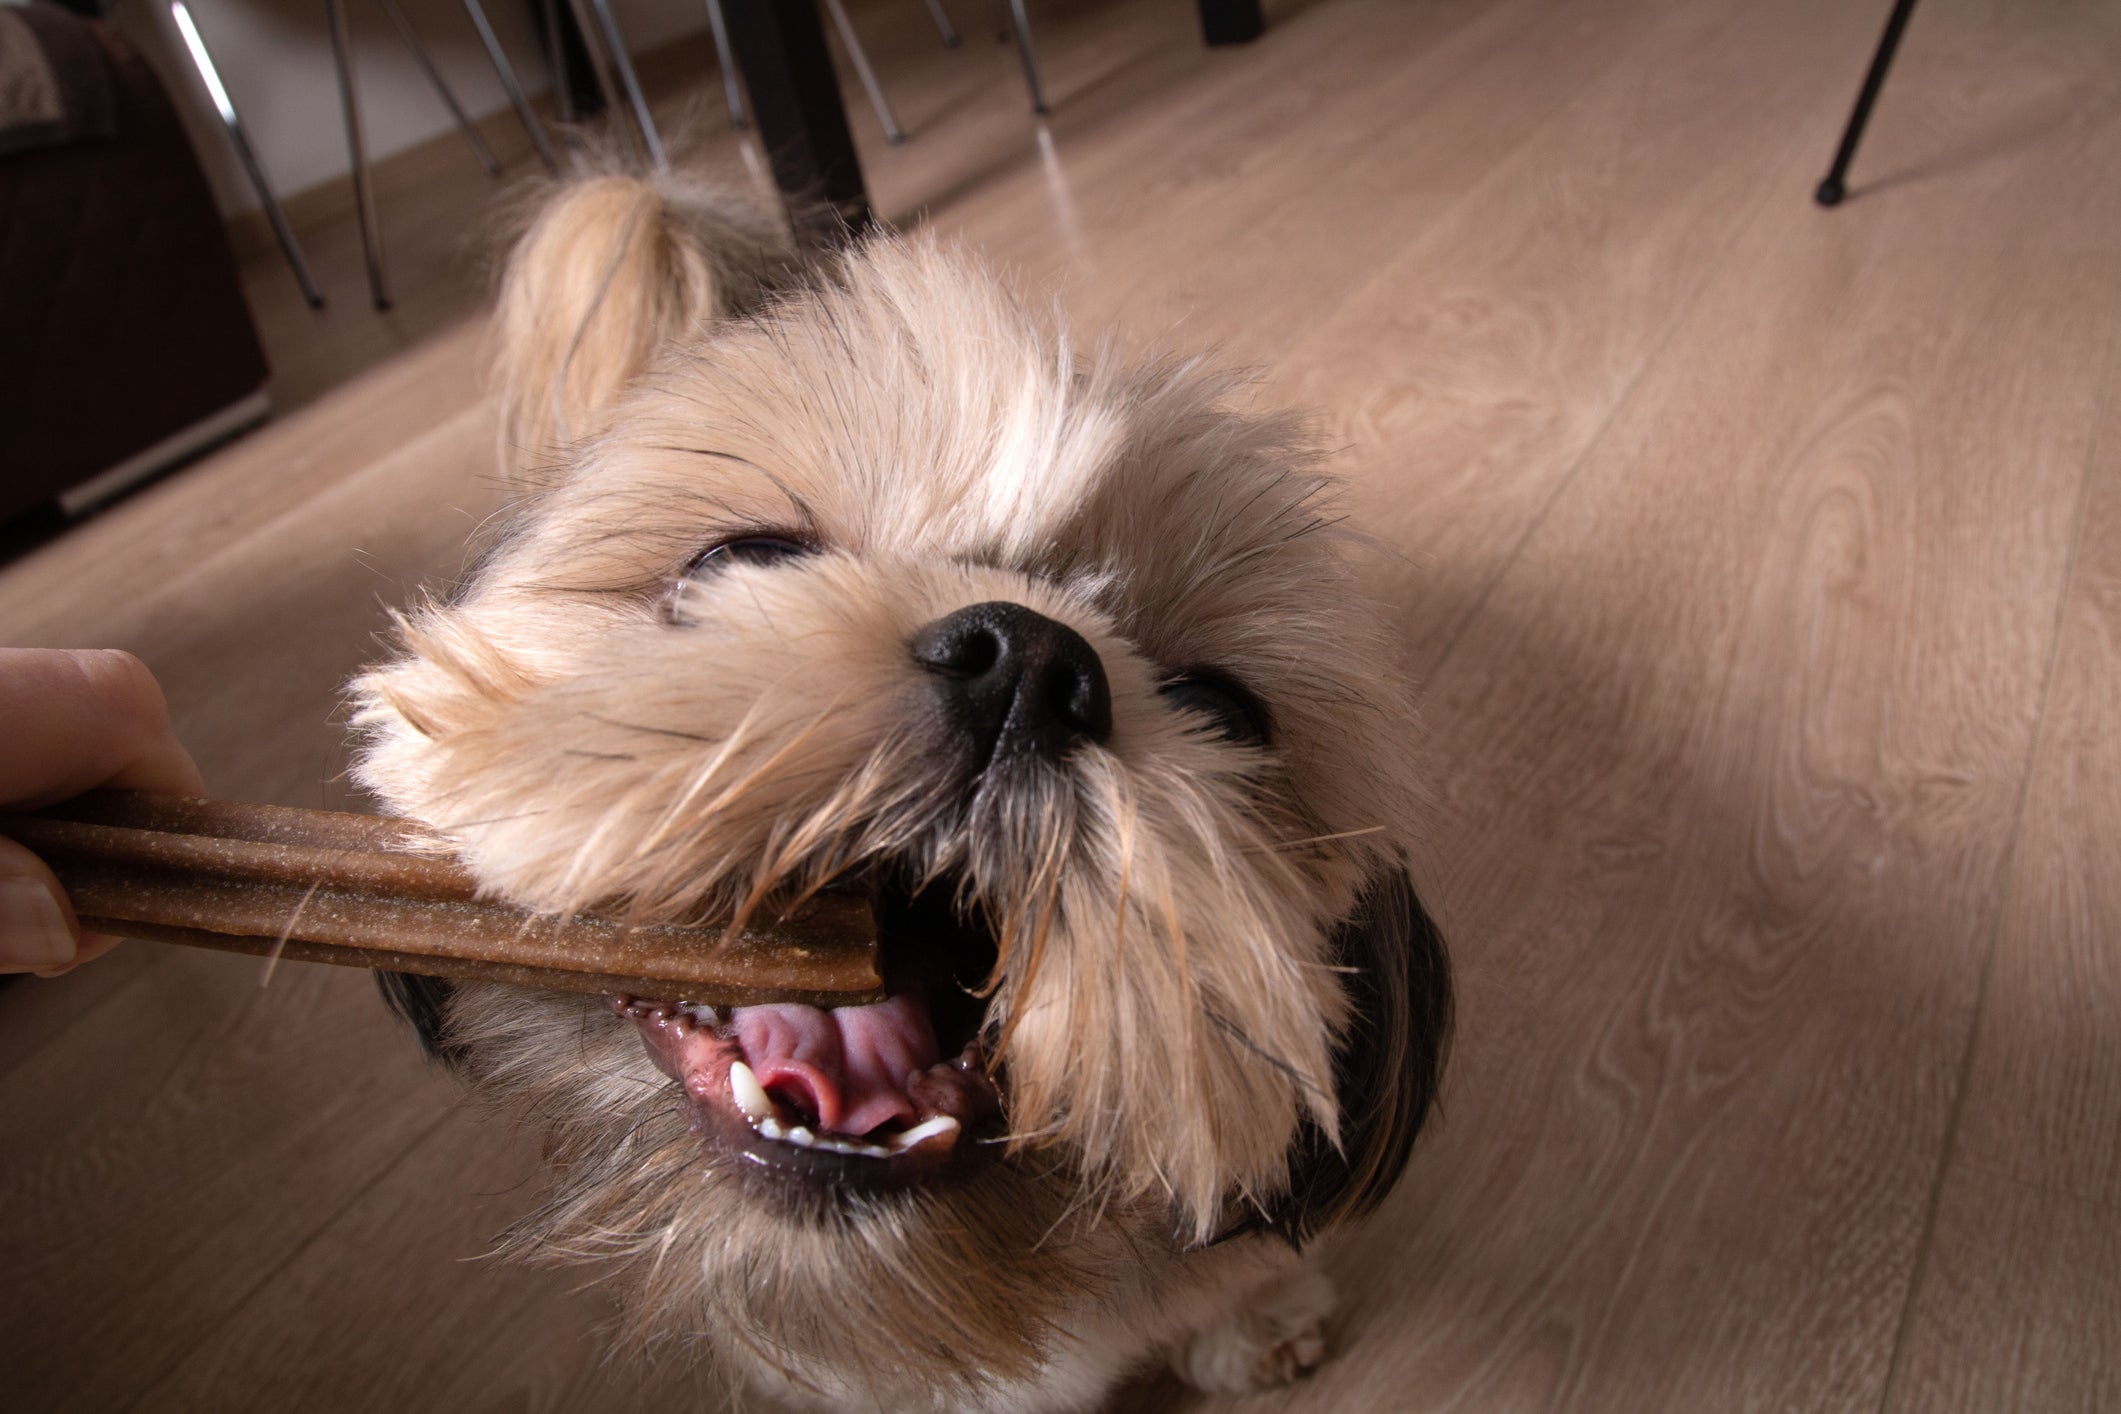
[350,171,1451,1412]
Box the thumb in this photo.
[0,836,86,975]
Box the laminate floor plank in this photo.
[1880,278,2121,1412]
[1169,2,2121,1408]
[0,950,455,1411]
[907,0,1696,367]
[1882,1167,2121,1414]
[1273,0,1869,676]
[1943,344,2121,1208]
[131,1103,695,1414]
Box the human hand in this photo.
[0,649,205,975]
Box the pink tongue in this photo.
[733,995,942,1137]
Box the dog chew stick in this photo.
[0,792,882,1007]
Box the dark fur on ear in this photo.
[375,971,463,1066]
[1217,869,1452,1248]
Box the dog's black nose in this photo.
[911,602,1113,763]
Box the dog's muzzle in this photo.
[607,603,1109,1193]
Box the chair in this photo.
[168,0,559,308]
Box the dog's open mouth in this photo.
[613,877,1004,1188]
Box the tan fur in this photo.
[351,172,1438,1411]
[491,170,793,477]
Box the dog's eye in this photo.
[1159,672,1271,747]
[686,536,812,575]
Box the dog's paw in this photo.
[1168,1265,1336,1395]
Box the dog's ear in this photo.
[1222,868,1452,1248]
[374,971,464,1068]
[493,172,791,474]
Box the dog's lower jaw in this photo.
[735,1241,1335,1414]
[449,985,1328,1412]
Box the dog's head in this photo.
[352,173,1448,1388]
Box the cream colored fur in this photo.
[351,169,1433,1411]
[491,170,792,471]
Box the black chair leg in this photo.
[719,0,873,244]
[1816,0,1922,207]
[1198,0,1263,46]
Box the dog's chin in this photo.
[612,873,1012,1200]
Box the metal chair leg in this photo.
[167,0,325,307]
[541,0,578,124]
[1004,0,1048,116]
[324,0,390,309]
[577,0,667,169]
[704,0,748,129]
[562,0,620,119]
[821,0,904,144]
[1816,0,1922,207]
[372,0,500,176]
[924,0,960,48]
[462,0,558,170]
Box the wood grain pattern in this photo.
[136,1107,697,1414]
[1879,250,2121,1410]
[1274,0,1877,676]
[1944,365,2121,1207]
[894,0,1682,365]
[0,951,452,1410]
[1883,1167,2121,1413]
[2,0,2118,1408]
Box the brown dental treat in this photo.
[0,791,882,1006]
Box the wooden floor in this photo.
[4,0,2118,1408]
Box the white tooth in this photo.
[757,1117,785,1141]
[728,1062,775,1122]
[891,1115,961,1152]
[786,1126,816,1147]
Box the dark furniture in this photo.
[0,2,269,523]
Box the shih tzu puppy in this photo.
[349,170,1450,1412]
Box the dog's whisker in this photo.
[1203,1006,1332,1106]
[632,692,783,843]
[708,705,863,926]
[745,737,906,892]
[692,695,849,823]
[409,789,548,833]
[1249,823,1389,854]
[582,713,719,744]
